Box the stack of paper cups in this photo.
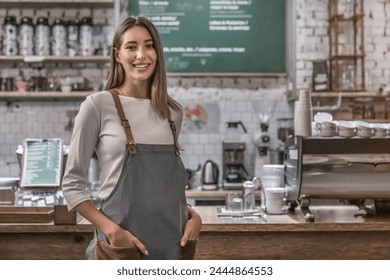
[294,89,312,137]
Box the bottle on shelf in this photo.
[52,18,68,56]
[67,19,80,57]
[2,15,18,56]
[80,17,94,56]
[19,16,34,56]
[35,17,50,56]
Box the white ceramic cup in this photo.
[353,121,373,138]
[264,187,287,214]
[316,121,337,137]
[373,124,388,137]
[261,175,284,211]
[356,128,373,138]
[337,120,355,138]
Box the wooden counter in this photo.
[185,188,261,205]
[1,205,390,259]
[196,206,390,259]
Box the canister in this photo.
[19,17,34,55]
[67,20,79,56]
[52,18,67,56]
[242,180,256,211]
[2,16,18,55]
[35,17,50,56]
[79,17,94,56]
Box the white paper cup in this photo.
[264,187,286,214]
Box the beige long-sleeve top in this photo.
[61,90,183,210]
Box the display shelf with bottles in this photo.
[0,55,110,63]
[328,0,365,92]
[0,0,113,8]
[0,0,114,100]
[0,91,92,100]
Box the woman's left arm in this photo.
[180,205,202,246]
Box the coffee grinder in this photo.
[222,121,249,189]
[252,100,278,178]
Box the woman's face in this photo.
[116,26,157,83]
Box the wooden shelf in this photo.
[329,54,365,60]
[0,0,113,8]
[0,91,91,100]
[0,55,110,63]
[328,13,365,21]
[311,91,387,98]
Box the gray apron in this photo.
[86,90,188,260]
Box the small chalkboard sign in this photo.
[20,138,63,188]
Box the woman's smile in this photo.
[116,26,157,81]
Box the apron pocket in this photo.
[95,240,144,260]
[179,240,198,260]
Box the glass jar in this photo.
[340,62,356,90]
[35,17,50,56]
[19,17,34,55]
[242,180,256,211]
[2,16,18,55]
[80,17,94,56]
[52,19,68,56]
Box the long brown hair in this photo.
[105,16,181,118]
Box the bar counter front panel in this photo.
[1,205,390,260]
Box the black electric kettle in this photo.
[201,159,219,190]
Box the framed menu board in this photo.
[127,0,286,75]
[20,138,63,188]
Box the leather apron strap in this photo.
[108,88,181,155]
[167,116,181,156]
[109,89,137,155]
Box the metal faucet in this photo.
[251,177,266,211]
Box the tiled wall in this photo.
[1,0,389,180]
[0,78,291,178]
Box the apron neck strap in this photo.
[109,89,137,155]
[167,115,181,156]
[108,88,181,156]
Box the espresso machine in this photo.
[222,141,249,189]
[285,136,390,222]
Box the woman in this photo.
[62,16,202,260]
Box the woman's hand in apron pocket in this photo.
[179,205,202,260]
[106,223,149,256]
[180,205,202,246]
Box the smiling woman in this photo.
[113,26,157,94]
[61,16,202,260]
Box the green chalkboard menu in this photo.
[128,0,286,75]
[20,138,63,188]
